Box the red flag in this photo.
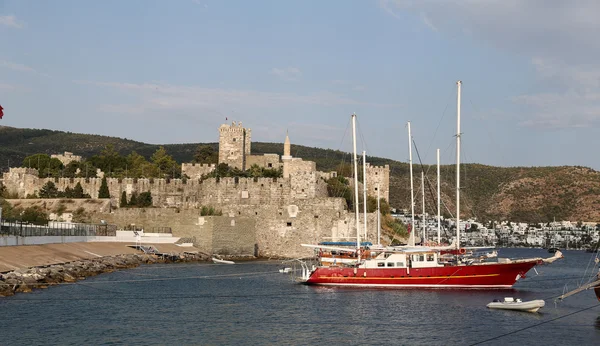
[0,105,3,119]
[407,223,412,234]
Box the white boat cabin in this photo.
[362,251,443,269]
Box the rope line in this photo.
[468,303,600,345]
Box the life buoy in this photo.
[459,248,466,255]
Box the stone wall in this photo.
[4,197,382,258]
[181,163,215,179]
[288,158,316,175]
[51,152,82,166]
[246,154,282,170]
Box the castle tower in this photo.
[218,121,251,170]
[365,163,390,202]
[282,131,292,179]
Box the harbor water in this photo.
[1,248,599,345]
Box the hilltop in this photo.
[1,125,599,223]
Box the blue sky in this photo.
[1,0,600,169]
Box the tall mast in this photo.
[363,150,368,240]
[437,148,441,244]
[408,121,415,246]
[377,183,381,246]
[352,114,361,260]
[421,170,425,244]
[456,80,462,250]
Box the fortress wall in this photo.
[210,217,256,256]
[3,198,381,258]
[289,172,328,199]
[181,163,215,179]
[288,159,316,175]
[2,170,330,209]
[246,154,282,170]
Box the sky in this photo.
[1,0,600,169]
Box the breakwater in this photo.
[0,251,208,297]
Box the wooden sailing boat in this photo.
[299,82,562,288]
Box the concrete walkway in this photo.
[0,242,195,273]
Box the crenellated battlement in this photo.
[182,163,216,179]
[182,163,216,168]
[6,167,39,177]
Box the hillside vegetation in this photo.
[1,126,599,223]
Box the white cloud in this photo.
[78,80,399,115]
[380,0,600,129]
[0,83,30,92]
[331,79,367,91]
[0,15,25,29]
[269,67,302,81]
[0,60,35,73]
[532,58,600,88]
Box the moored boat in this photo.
[487,297,545,313]
[304,248,562,288]
[299,82,563,289]
[212,258,235,264]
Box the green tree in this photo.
[125,151,154,178]
[87,144,127,177]
[39,181,59,198]
[193,145,218,164]
[98,177,110,198]
[335,163,353,177]
[72,207,90,223]
[136,191,153,207]
[129,192,138,206]
[0,198,17,219]
[20,206,49,225]
[72,182,86,198]
[22,154,64,178]
[151,146,180,178]
[120,191,128,207]
[326,176,353,209]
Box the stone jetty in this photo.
[0,243,209,297]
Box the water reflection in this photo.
[595,316,600,330]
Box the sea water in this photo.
[1,248,599,345]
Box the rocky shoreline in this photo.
[0,252,210,297]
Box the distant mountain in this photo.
[1,125,599,223]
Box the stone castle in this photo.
[1,121,391,257]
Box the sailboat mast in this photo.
[363,150,368,240]
[421,171,425,244]
[437,148,441,244]
[456,80,462,250]
[352,114,361,260]
[377,183,381,246]
[408,122,416,246]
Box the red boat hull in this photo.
[305,261,539,288]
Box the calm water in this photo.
[1,248,599,345]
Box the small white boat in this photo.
[487,297,545,313]
[279,267,292,273]
[212,258,235,264]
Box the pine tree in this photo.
[120,191,128,207]
[39,181,59,198]
[129,192,138,206]
[98,177,110,198]
[73,182,85,198]
[137,191,153,207]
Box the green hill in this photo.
[1,125,599,223]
